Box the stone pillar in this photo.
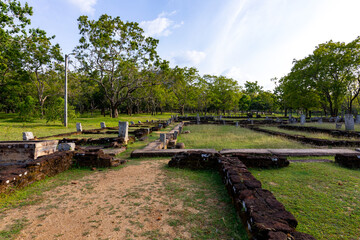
[219,115,222,120]
[196,114,200,125]
[235,121,239,127]
[356,115,360,124]
[300,115,305,125]
[179,126,183,134]
[345,114,354,131]
[118,121,129,143]
[223,120,226,125]
[173,131,178,139]
[100,122,106,129]
[336,123,342,130]
[22,132,34,141]
[318,118,323,124]
[160,133,167,149]
[76,123,82,132]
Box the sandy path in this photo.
[0,160,187,240]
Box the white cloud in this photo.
[172,50,206,67]
[67,0,97,14]
[140,12,183,37]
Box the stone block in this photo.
[118,121,129,143]
[100,122,106,128]
[76,123,82,132]
[57,142,75,151]
[345,114,354,131]
[23,132,34,141]
[300,114,306,125]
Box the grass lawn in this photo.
[250,162,360,240]
[163,166,248,239]
[260,126,358,141]
[0,112,173,141]
[295,122,360,131]
[177,124,312,150]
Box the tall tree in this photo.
[75,14,159,118]
[22,28,63,116]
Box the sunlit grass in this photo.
[295,122,360,131]
[250,162,360,240]
[0,112,173,141]
[177,124,311,150]
[260,126,358,141]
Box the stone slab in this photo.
[0,140,58,162]
[131,149,217,158]
[102,147,126,156]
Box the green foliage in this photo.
[75,14,160,117]
[277,36,360,115]
[17,95,37,122]
[44,97,77,124]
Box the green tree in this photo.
[75,14,159,118]
[23,28,63,116]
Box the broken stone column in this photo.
[300,114,306,125]
[118,121,129,143]
[100,122,106,129]
[22,132,34,141]
[76,123,82,132]
[345,114,355,131]
[160,133,167,149]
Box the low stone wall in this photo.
[74,150,125,168]
[0,151,74,193]
[168,151,221,169]
[168,153,316,239]
[59,136,135,146]
[250,126,360,147]
[279,125,360,139]
[223,153,289,168]
[335,154,360,169]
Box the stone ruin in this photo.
[168,151,315,240]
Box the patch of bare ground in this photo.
[0,159,246,240]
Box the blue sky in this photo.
[20,0,360,90]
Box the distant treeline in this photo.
[1,1,360,121]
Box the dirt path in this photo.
[0,160,190,240]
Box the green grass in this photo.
[177,124,311,150]
[250,162,360,240]
[260,126,357,141]
[0,112,173,141]
[163,166,248,239]
[0,218,29,240]
[295,122,360,131]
